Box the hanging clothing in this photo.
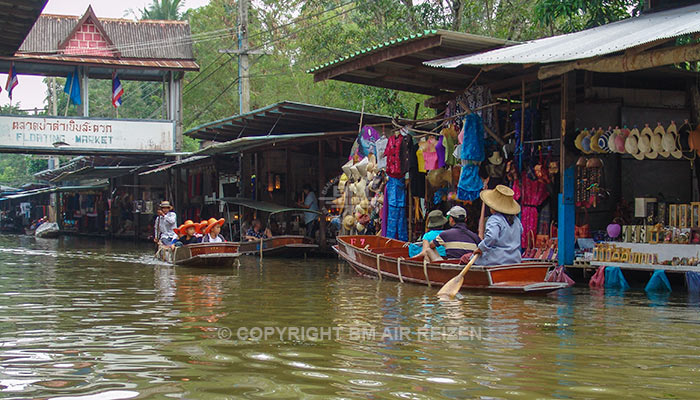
[442,125,459,166]
[436,136,446,168]
[385,176,407,241]
[375,136,389,170]
[460,114,485,162]
[409,138,425,198]
[399,132,412,177]
[476,213,523,266]
[514,177,549,247]
[385,134,403,178]
[457,164,481,201]
[423,136,439,170]
[416,146,426,172]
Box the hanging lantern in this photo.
[275,175,281,190]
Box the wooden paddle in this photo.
[437,254,479,298]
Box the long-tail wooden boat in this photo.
[236,235,317,257]
[334,235,570,295]
[156,242,240,267]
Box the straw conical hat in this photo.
[480,184,521,215]
[341,159,353,178]
[355,157,369,179]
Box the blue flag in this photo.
[64,67,81,105]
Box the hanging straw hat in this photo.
[607,128,618,153]
[613,127,626,153]
[342,215,356,231]
[426,209,448,229]
[480,185,521,215]
[575,129,588,152]
[689,125,700,157]
[581,134,593,154]
[590,128,604,153]
[663,121,682,159]
[599,128,612,153]
[427,168,452,188]
[651,123,668,158]
[341,159,353,178]
[626,128,644,160]
[203,217,225,235]
[355,157,369,179]
[639,124,656,159]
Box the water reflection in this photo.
[1,234,700,398]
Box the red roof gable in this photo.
[57,6,118,57]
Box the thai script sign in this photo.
[0,115,175,153]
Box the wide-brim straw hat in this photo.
[590,128,604,153]
[652,123,669,157]
[426,209,448,229]
[355,157,369,179]
[626,128,644,160]
[599,129,612,153]
[196,220,209,234]
[342,215,356,230]
[614,132,626,153]
[639,125,657,159]
[663,121,682,159]
[488,151,503,165]
[203,218,225,235]
[180,220,197,233]
[480,184,521,215]
[574,129,587,152]
[427,168,451,187]
[607,128,619,153]
[581,135,592,154]
[159,201,173,210]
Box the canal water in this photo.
[1,234,699,399]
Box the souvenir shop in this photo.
[331,84,559,265]
[59,186,109,235]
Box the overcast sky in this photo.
[0,0,211,111]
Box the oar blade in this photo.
[437,275,464,297]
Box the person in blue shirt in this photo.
[409,209,448,258]
[472,185,523,266]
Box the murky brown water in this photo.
[1,234,699,399]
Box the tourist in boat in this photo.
[245,219,272,241]
[408,209,447,258]
[202,218,226,243]
[296,184,320,240]
[195,220,208,238]
[154,201,178,245]
[173,220,200,247]
[472,185,523,266]
[418,206,480,262]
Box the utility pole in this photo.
[219,0,266,115]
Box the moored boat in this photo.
[334,235,569,295]
[35,222,59,239]
[237,235,317,257]
[156,242,240,267]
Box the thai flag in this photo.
[5,63,18,100]
[112,72,123,108]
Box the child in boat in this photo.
[202,218,226,243]
[245,219,271,241]
[471,185,522,266]
[195,220,208,238]
[174,220,200,246]
[418,206,480,262]
[408,210,447,258]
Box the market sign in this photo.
[0,115,175,153]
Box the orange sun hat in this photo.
[196,220,209,234]
[180,220,197,234]
[203,217,225,235]
[172,224,185,236]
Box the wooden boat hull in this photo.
[35,223,59,239]
[157,242,240,267]
[236,235,318,257]
[334,235,569,295]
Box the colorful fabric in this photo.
[461,114,485,162]
[385,176,407,241]
[245,228,268,240]
[476,213,522,266]
[385,134,403,178]
[436,136,446,168]
[457,164,481,201]
[433,223,480,259]
[416,147,426,172]
[408,230,445,258]
[443,127,458,166]
[517,177,549,247]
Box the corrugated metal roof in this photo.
[0,0,47,56]
[50,165,138,182]
[194,133,328,155]
[186,101,392,142]
[3,184,107,199]
[18,12,195,60]
[138,156,209,176]
[307,29,513,74]
[427,4,700,68]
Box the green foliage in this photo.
[534,0,643,33]
[140,0,185,20]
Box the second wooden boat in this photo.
[157,242,240,267]
[334,235,569,295]
[237,235,317,257]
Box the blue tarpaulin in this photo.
[686,271,700,295]
[604,266,629,290]
[645,269,672,293]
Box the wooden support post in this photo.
[558,72,576,266]
[318,140,326,248]
[285,148,291,207]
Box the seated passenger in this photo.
[245,219,271,241]
[202,218,226,243]
[174,220,200,246]
[417,206,479,262]
[409,209,447,258]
